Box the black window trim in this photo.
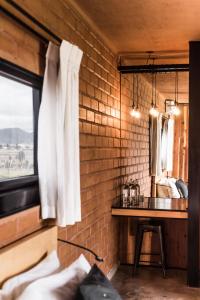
[0,58,43,217]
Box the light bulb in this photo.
[171,105,181,116]
[149,106,159,117]
[130,108,141,119]
[136,110,141,119]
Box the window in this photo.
[0,59,42,217]
[0,76,34,179]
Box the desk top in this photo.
[112,197,188,219]
[112,197,188,212]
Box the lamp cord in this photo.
[136,74,139,109]
[58,238,104,262]
[151,70,154,107]
[151,58,155,107]
[132,73,135,108]
[154,72,157,107]
[175,71,179,105]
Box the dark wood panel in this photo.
[119,217,153,265]
[173,104,189,182]
[119,218,187,268]
[164,219,187,268]
[188,41,200,287]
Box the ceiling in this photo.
[71,0,191,101]
[72,0,200,61]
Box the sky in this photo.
[0,75,33,132]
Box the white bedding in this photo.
[16,254,91,300]
[0,246,91,300]
[0,251,60,300]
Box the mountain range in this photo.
[0,128,33,145]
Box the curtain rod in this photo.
[2,0,62,44]
[118,64,189,74]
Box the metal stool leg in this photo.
[158,225,166,278]
[133,226,144,276]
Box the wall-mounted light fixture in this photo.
[130,74,141,119]
[149,71,159,117]
[165,72,181,116]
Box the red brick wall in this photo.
[0,0,120,274]
[0,1,168,274]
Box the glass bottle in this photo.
[122,182,129,207]
[129,179,137,205]
[134,179,140,203]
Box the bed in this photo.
[0,226,57,287]
[0,226,121,300]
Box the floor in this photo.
[112,265,200,300]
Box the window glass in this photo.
[0,75,34,180]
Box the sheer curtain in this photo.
[38,41,83,226]
[38,42,59,219]
[166,118,174,172]
[150,114,162,176]
[161,118,174,172]
[161,118,168,170]
[56,41,83,226]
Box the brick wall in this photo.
[0,0,171,274]
[0,0,120,274]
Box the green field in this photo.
[0,168,33,179]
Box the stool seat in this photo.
[133,221,166,278]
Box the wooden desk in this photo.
[112,197,188,219]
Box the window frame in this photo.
[0,58,43,217]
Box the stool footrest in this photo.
[140,252,160,256]
[139,260,162,265]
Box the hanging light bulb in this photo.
[130,74,141,119]
[136,109,141,119]
[130,106,141,118]
[171,105,181,116]
[149,106,159,117]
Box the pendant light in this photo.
[149,71,159,117]
[172,72,181,116]
[130,74,141,119]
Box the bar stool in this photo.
[133,221,166,278]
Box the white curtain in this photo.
[38,40,83,227]
[161,118,174,172]
[161,118,168,170]
[38,42,59,219]
[166,118,174,171]
[56,41,83,226]
[150,113,162,176]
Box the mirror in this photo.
[120,71,189,199]
[144,72,189,198]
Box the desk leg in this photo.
[133,224,144,276]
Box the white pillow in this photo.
[1,250,60,300]
[158,177,180,198]
[168,178,180,198]
[16,254,91,300]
